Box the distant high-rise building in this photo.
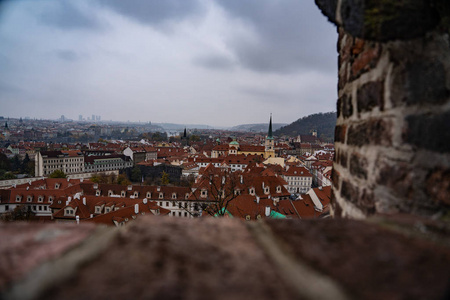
[60,115,65,122]
[92,114,95,122]
[79,115,83,121]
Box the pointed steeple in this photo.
[268,114,273,139]
[183,127,187,138]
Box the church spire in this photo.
[268,114,273,139]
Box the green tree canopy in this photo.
[161,171,170,185]
[48,169,67,178]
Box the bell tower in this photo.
[265,114,275,158]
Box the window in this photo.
[38,196,43,202]
[121,191,126,197]
[159,193,164,199]
[27,196,32,202]
[146,192,151,198]
[16,196,21,202]
[172,193,177,199]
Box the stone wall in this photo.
[316,0,450,218]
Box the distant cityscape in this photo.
[0,114,334,225]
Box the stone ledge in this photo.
[1,217,449,300]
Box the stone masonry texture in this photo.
[1,217,450,300]
[316,0,450,218]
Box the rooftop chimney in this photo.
[76,215,79,225]
[265,206,271,217]
[143,198,148,204]
[256,196,260,204]
[134,204,139,214]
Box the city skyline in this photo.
[0,0,337,127]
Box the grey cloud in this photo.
[40,1,101,30]
[237,86,290,102]
[193,54,235,71]
[56,50,80,62]
[214,0,337,74]
[0,81,21,94]
[96,0,204,26]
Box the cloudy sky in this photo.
[0,0,337,127]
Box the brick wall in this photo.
[316,0,450,218]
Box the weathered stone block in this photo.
[406,60,449,105]
[334,124,347,143]
[318,0,441,41]
[351,43,381,78]
[314,0,338,24]
[426,168,450,205]
[341,180,358,204]
[357,81,384,112]
[347,119,392,147]
[336,150,349,168]
[349,152,368,179]
[377,161,415,199]
[331,169,341,189]
[337,94,353,119]
[403,112,450,153]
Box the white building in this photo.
[35,151,84,177]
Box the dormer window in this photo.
[121,191,126,197]
[48,196,53,203]
[264,187,270,194]
[95,206,101,214]
[55,183,60,189]
[245,215,251,221]
[64,208,75,216]
[276,186,281,193]
[105,207,110,213]
[16,195,21,202]
[146,192,151,198]
[201,189,207,198]
[249,188,255,195]
[172,193,177,199]
[96,190,101,196]
[234,189,241,195]
[134,191,139,198]
[108,190,113,196]
[185,193,189,199]
[27,196,32,202]
[38,196,43,202]
[159,192,164,199]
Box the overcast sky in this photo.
[0,0,337,127]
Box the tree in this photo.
[1,205,35,221]
[117,174,131,186]
[130,166,142,183]
[48,169,67,178]
[175,165,244,218]
[161,171,170,185]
